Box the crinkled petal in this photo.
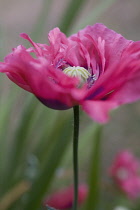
[109,72,140,104]
[95,42,140,104]
[85,54,140,102]
[81,100,118,123]
[73,23,132,69]
[0,46,79,110]
[69,31,105,76]
[48,27,68,46]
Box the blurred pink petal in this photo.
[1,23,140,123]
[43,184,88,209]
[121,177,140,199]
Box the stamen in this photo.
[63,66,91,84]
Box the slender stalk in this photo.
[73,106,79,210]
[85,124,102,210]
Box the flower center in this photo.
[63,66,91,84]
[116,168,129,180]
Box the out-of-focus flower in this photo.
[43,184,88,209]
[110,150,140,199]
[110,150,140,183]
[1,23,140,123]
[113,206,130,210]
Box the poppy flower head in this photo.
[1,23,140,123]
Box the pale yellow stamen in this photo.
[63,66,91,84]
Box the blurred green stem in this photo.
[73,106,79,210]
[31,0,53,40]
[71,0,118,34]
[85,124,102,210]
[58,0,86,35]
[23,112,72,210]
[0,181,30,210]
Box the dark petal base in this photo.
[37,97,71,110]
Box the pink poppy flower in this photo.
[1,23,140,123]
[109,150,140,199]
[43,184,88,209]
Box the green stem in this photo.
[85,124,102,210]
[73,106,79,210]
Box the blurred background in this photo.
[0,0,140,210]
